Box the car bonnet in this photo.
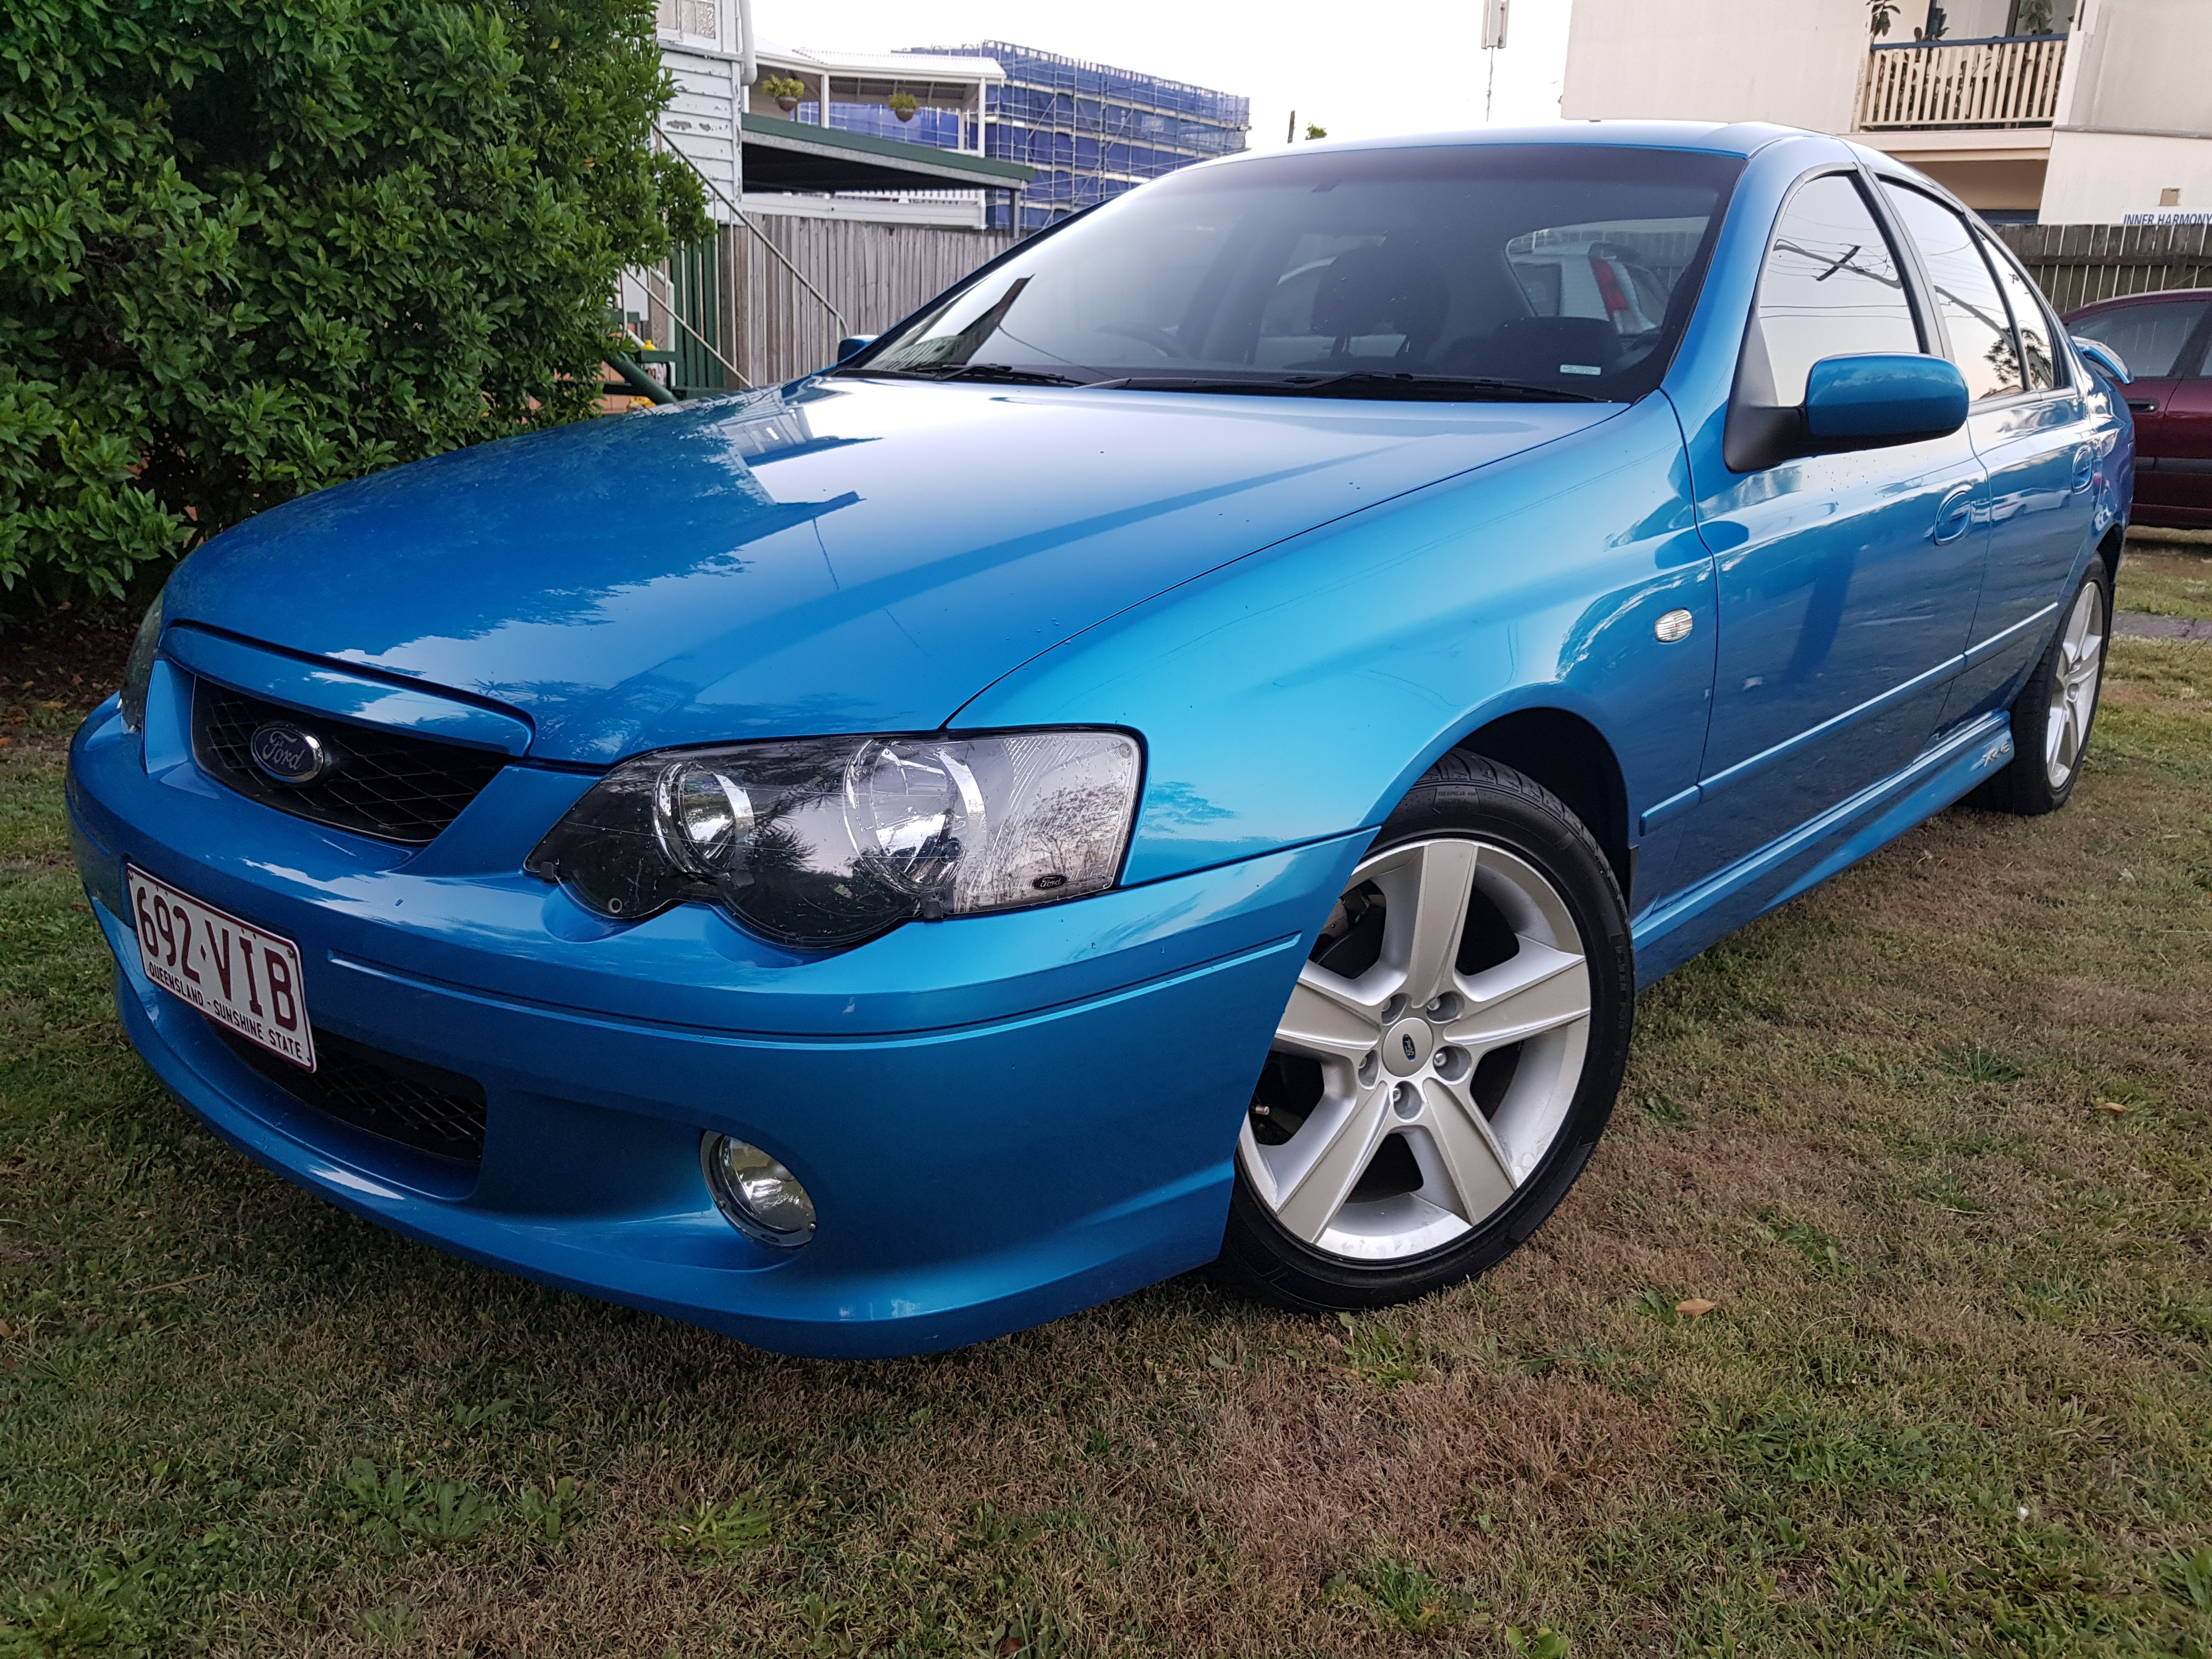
[166,378,1620,763]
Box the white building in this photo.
[1562,0,2212,225]
[742,41,1009,229]
[649,2,1023,228]
[654,0,749,213]
[622,1,1033,398]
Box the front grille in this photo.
[192,679,507,845]
[215,1025,488,1164]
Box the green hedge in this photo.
[0,0,708,608]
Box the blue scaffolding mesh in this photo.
[899,41,1249,230]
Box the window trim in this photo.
[1973,222,2072,396]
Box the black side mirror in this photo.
[1726,350,1969,473]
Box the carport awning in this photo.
[740,114,1034,194]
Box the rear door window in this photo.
[1980,233,2063,391]
[1880,183,2021,400]
[1756,173,1920,405]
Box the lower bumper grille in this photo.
[214,1025,488,1165]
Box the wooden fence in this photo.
[713,214,1016,390]
[1995,223,2212,312]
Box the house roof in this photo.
[739,114,1034,192]
[754,40,1006,81]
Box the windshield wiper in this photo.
[933,363,1092,386]
[836,366,1604,401]
[1099,371,1603,403]
[837,363,1092,387]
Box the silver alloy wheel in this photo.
[1239,837,1593,1262]
[2044,577,2107,791]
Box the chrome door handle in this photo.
[2127,399,2159,413]
[1933,486,1976,545]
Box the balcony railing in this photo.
[1857,33,2067,131]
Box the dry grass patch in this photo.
[2,643,2208,1656]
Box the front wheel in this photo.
[1972,562,2111,816]
[1212,752,1634,1312]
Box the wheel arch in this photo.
[2095,521,2124,587]
[1452,707,1632,902]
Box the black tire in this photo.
[1211,751,1634,1313]
[1970,559,2113,817]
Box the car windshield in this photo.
[847,143,1743,402]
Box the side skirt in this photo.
[1629,710,2015,983]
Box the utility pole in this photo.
[1287,108,1296,143]
[1481,0,1509,123]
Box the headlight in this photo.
[525,729,1143,947]
[118,590,166,733]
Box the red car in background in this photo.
[2066,289,2212,528]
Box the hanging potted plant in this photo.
[761,75,805,115]
[888,92,919,123]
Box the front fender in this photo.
[956,395,1716,889]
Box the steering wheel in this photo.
[1093,322,1189,359]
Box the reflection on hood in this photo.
[170,379,1620,761]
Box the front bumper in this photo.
[69,695,1365,1357]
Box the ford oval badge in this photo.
[248,723,331,786]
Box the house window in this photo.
[657,0,719,47]
[2005,0,2075,35]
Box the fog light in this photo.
[701,1133,816,1248]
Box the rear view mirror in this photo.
[836,334,879,362]
[1802,354,1969,452]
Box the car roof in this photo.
[2063,288,2212,318]
[1203,120,1822,165]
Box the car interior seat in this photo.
[1296,245,1450,365]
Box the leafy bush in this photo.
[0,0,708,608]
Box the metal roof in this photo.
[754,40,1006,81]
[739,114,1035,192]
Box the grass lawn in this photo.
[2,634,2208,1658]
[2118,543,2212,621]
[2114,553,2212,624]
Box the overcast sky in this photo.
[752,0,1576,147]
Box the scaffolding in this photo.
[901,41,1249,231]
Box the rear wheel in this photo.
[1972,563,2111,816]
[1213,752,1633,1312]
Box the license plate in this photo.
[126,866,317,1071]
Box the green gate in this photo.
[666,237,727,397]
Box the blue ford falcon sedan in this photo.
[68,122,2130,1357]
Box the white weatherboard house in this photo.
[650,0,1023,229]
[619,0,1035,397]
[654,0,749,215]
[1562,0,2212,225]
